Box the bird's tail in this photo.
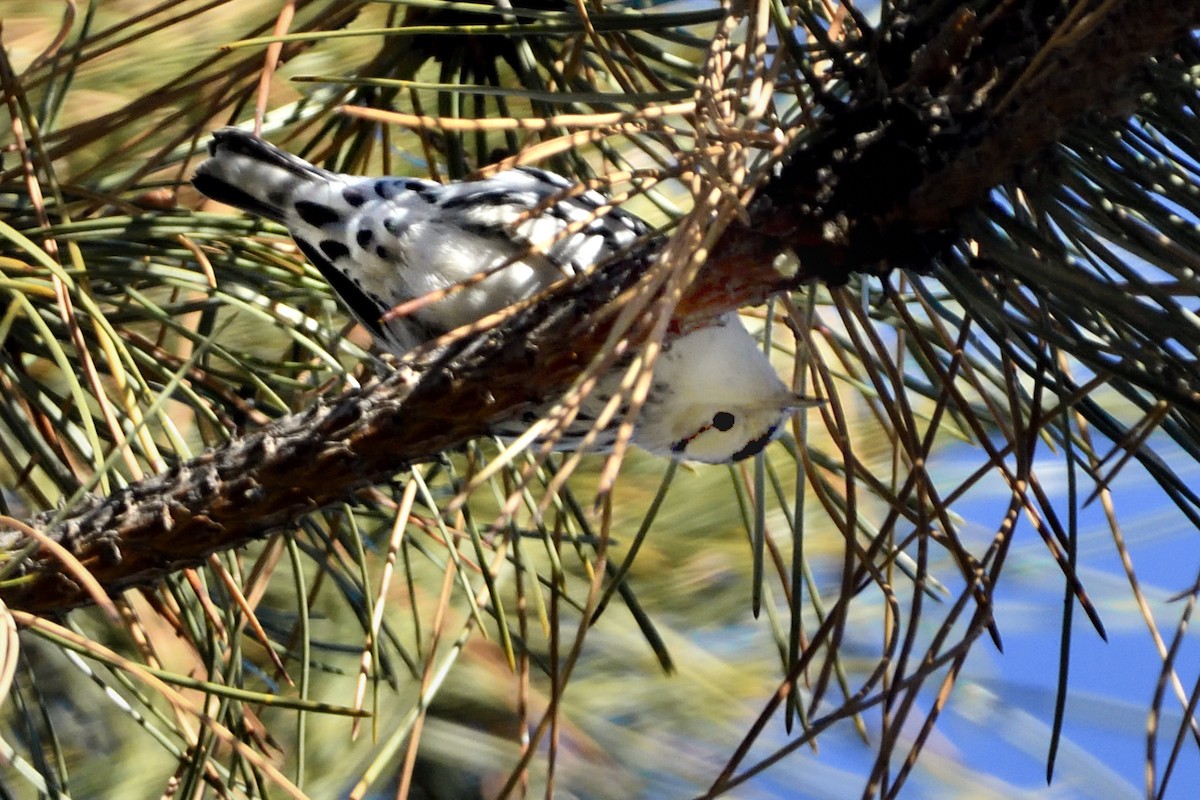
[192,128,330,224]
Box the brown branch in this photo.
[3,1,1196,614]
[0,215,808,614]
[903,0,1200,229]
[754,0,1200,281]
[0,248,622,612]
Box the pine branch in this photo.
[751,0,1200,282]
[902,0,1200,229]
[0,244,653,613]
[3,1,1198,614]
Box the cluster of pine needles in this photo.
[0,1,1197,797]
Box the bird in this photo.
[192,127,819,462]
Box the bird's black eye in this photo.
[712,411,736,431]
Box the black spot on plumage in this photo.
[396,178,427,193]
[516,166,571,188]
[417,188,440,204]
[376,245,391,260]
[441,191,534,211]
[320,240,350,261]
[343,187,367,207]
[294,239,385,338]
[546,205,577,225]
[294,200,341,228]
[374,180,398,199]
[461,222,515,243]
[729,425,779,462]
[356,228,373,248]
[712,411,735,431]
[192,173,287,224]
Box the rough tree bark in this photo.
[2,0,1197,613]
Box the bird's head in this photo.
[651,392,822,463]
[632,314,823,463]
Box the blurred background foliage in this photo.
[0,1,1198,798]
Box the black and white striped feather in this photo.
[194,128,647,355]
[193,128,815,462]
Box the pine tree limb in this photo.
[3,2,1197,614]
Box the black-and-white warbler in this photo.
[193,127,817,462]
